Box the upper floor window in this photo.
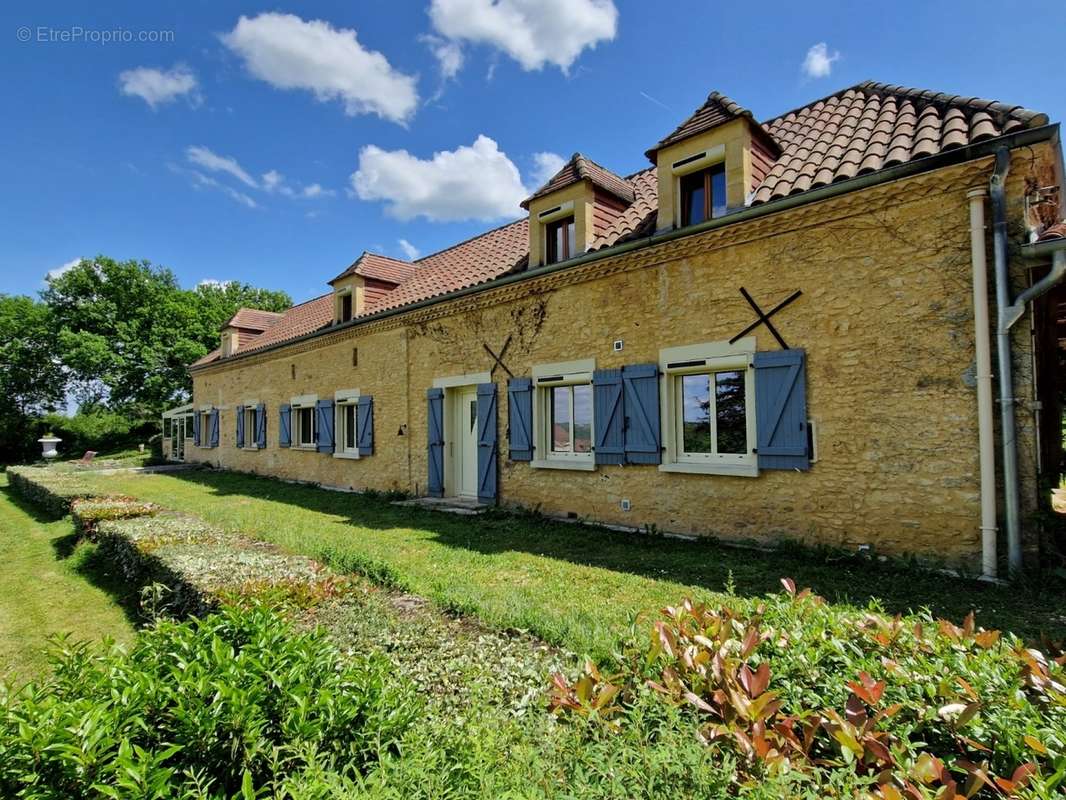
[339,291,353,323]
[545,215,576,264]
[679,164,726,226]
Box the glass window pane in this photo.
[715,371,746,454]
[566,220,576,259]
[345,405,356,449]
[711,166,727,218]
[573,384,592,453]
[551,386,571,452]
[681,375,712,453]
[553,224,565,261]
[680,171,706,226]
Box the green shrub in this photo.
[550,582,1066,798]
[40,409,156,460]
[0,604,417,799]
[7,466,99,516]
[71,496,157,538]
[97,515,349,615]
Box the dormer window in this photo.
[340,291,353,323]
[680,163,727,226]
[545,215,576,264]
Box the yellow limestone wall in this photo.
[190,148,1053,569]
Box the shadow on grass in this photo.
[146,470,1066,644]
[1,485,145,627]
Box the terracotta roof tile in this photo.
[754,80,1048,203]
[329,252,418,285]
[223,308,284,332]
[521,153,635,209]
[644,91,768,161]
[1038,221,1066,241]
[371,218,530,312]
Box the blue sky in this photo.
[2,0,1062,304]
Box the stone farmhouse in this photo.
[164,81,1066,577]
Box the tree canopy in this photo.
[42,257,291,415]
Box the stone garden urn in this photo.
[38,434,61,460]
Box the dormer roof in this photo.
[219,308,284,333]
[329,252,418,286]
[521,152,635,209]
[645,91,779,161]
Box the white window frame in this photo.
[242,400,260,451]
[671,144,726,228]
[659,338,757,477]
[532,358,595,472]
[290,394,318,451]
[333,389,360,460]
[198,405,214,449]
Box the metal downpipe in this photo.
[990,148,1023,575]
[968,188,998,579]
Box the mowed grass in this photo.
[0,475,134,684]
[82,469,1066,659]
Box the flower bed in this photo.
[7,466,101,516]
[96,513,349,616]
[70,496,158,538]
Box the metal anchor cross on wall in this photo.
[729,287,803,350]
[483,334,514,378]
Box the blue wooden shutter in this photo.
[427,388,444,497]
[592,369,625,465]
[754,349,809,471]
[357,396,374,456]
[209,409,220,448]
[476,383,498,504]
[622,364,661,464]
[235,404,245,448]
[279,404,291,448]
[192,412,201,447]
[256,404,266,448]
[507,378,533,461]
[316,399,335,453]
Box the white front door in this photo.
[455,387,479,497]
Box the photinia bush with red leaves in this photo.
[549,578,1066,798]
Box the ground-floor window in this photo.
[334,390,360,457]
[294,405,315,447]
[244,406,258,448]
[660,339,756,476]
[533,359,594,470]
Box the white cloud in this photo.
[221,12,418,124]
[197,278,235,289]
[801,42,840,79]
[351,135,527,222]
[530,151,566,187]
[47,258,81,281]
[186,145,258,188]
[188,169,259,208]
[301,183,334,198]
[398,238,420,260]
[421,34,464,80]
[118,64,200,109]
[428,0,617,72]
[261,169,285,192]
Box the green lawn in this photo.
[0,475,135,684]
[79,469,1066,659]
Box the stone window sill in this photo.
[531,458,595,472]
[332,452,360,460]
[658,461,758,478]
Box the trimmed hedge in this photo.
[7,466,100,516]
[70,496,158,538]
[96,513,349,616]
